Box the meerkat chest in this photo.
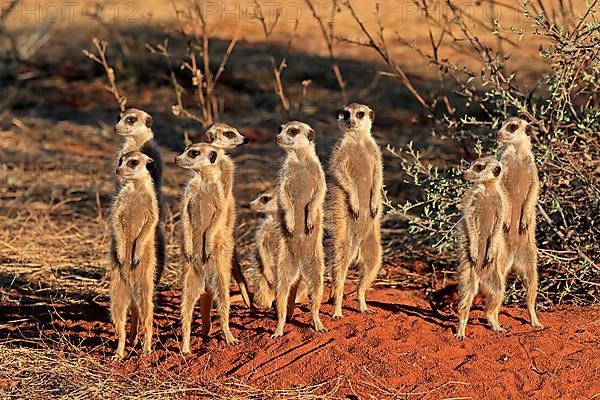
[476,191,500,235]
[116,192,152,231]
[503,154,533,205]
[187,189,218,229]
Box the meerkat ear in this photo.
[209,151,218,164]
[307,128,315,142]
[525,124,533,135]
[146,160,155,171]
[145,115,153,128]
[369,109,374,122]
[493,165,502,177]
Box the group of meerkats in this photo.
[108,102,542,358]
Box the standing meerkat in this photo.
[205,122,252,308]
[272,121,327,338]
[328,103,383,318]
[109,151,159,358]
[456,157,511,339]
[497,117,543,330]
[248,190,307,308]
[176,143,239,353]
[114,108,165,284]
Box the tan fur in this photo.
[456,157,511,339]
[328,103,383,318]
[272,121,327,338]
[497,117,543,330]
[205,123,252,308]
[248,190,307,308]
[176,143,239,354]
[109,151,158,358]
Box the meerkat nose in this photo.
[174,157,180,165]
[243,137,250,145]
[115,168,122,176]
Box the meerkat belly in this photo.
[349,146,374,210]
[188,195,214,237]
[476,194,497,268]
[504,156,532,242]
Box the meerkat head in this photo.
[336,103,374,134]
[114,108,153,137]
[249,190,277,214]
[205,122,249,149]
[115,151,154,181]
[463,156,503,183]
[174,143,220,170]
[275,121,315,150]
[497,117,533,144]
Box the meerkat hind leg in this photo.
[357,230,382,314]
[304,257,327,333]
[481,278,508,334]
[272,259,298,338]
[181,268,204,355]
[517,249,544,330]
[200,292,213,338]
[214,264,239,345]
[330,239,354,319]
[456,268,480,340]
[128,302,139,346]
[110,276,131,359]
[286,281,300,322]
[138,279,154,356]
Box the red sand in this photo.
[3,285,599,398]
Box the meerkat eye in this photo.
[128,160,139,168]
[126,116,137,125]
[474,164,485,172]
[289,128,299,136]
[224,131,235,138]
[343,110,351,120]
[507,123,518,133]
[356,111,365,119]
[261,195,271,204]
[189,150,199,158]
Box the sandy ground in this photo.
[2,283,599,398]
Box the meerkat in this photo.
[328,103,384,318]
[204,122,252,308]
[248,190,308,308]
[497,117,543,330]
[114,108,165,284]
[176,143,239,353]
[456,157,511,339]
[271,121,327,338]
[109,151,159,358]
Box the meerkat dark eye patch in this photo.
[343,110,351,120]
[189,150,200,158]
[356,111,365,119]
[145,115,153,128]
[225,130,235,138]
[474,164,485,172]
[336,109,344,119]
[126,116,137,125]
[209,151,218,164]
[289,128,299,136]
[261,195,272,204]
[128,160,139,168]
[493,165,502,177]
[507,123,518,132]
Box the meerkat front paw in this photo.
[518,219,528,235]
[468,255,477,268]
[370,205,379,218]
[305,220,314,235]
[131,255,140,270]
[202,249,212,264]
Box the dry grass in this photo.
[0,341,343,399]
